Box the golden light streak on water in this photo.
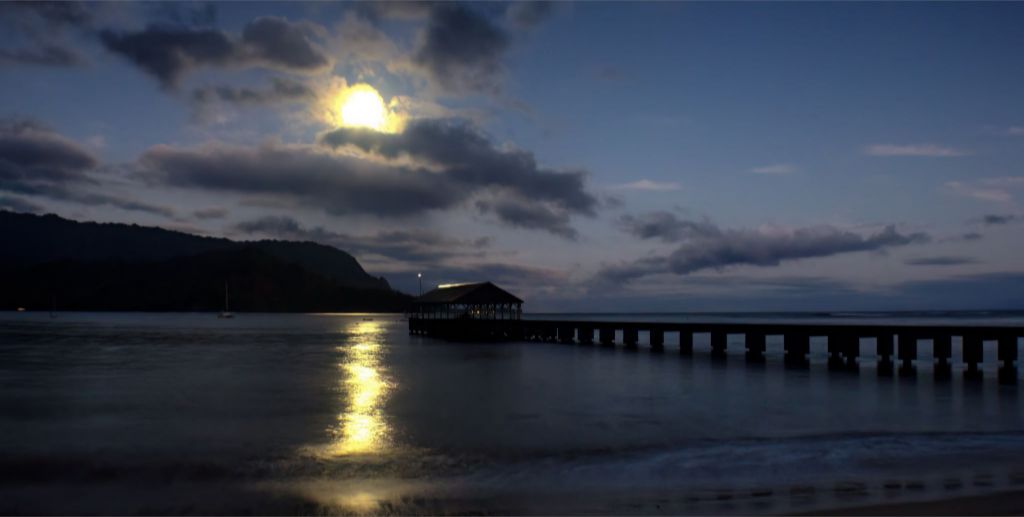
[329,320,393,456]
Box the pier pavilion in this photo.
[409,282,523,340]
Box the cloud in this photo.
[0,45,82,66]
[610,179,681,191]
[945,178,1023,203]
[234,214,490,265]
[979,213,1019,226]
[139,141,459,217]
[616,211,717,243]
[476,197,577,239]
[99,17,331,89]
[193,207,227,220]
[904,256,978,266]
[0,2,92,67]
[0,196,45,213]
[412,3,509,93]
[190,77,315,112]
[603,212,930,281]
[0,120,175,217]
[960,231,983,241]
[143,117,599,237]
[865,144,970,157]
[506,2,555,29]
[321,118,598,215]
[750,163,796,175]
[0,119,98,189]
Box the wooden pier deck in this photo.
[409,317,1022,382]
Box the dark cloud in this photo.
[240,17,329,71]
[193,207,227,220]
[0,119,98,189]
[960,232,983,241]
[476,198,576,239]
[0,45,82,66]
[602,213,930,282]
[0,2,91,68]
[413,3,509,93]
[191,77,315,107]
[100,17,330,89]
[616,211,717,242]
[505,2,555,29]
[0,120,173,217]
[233,214,490,264]
[904,256,978,266]
[0,196,45,214]
[321,119,598,217]
[139,141,465,217]
[3,2,93,29]
[980,214,1019,225]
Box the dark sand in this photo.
[814,490,1024,516]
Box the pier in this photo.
[408,282,1022,383]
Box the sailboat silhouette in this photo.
[218,281,234,319]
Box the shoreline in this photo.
[812,489,1024,516]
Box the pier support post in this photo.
[877,334,894,375]
[650,329,664,351]
[623,327,639,349]
[558,326,575,344]
[599,327,614,346]
[998,336,1018,385]
[746,332,766,363]
[679,331,693,355]
[828,335,845,370]
[578,326,593,345]
[964,335,983,380]
[934,335,952,379]
[710,331,727,358]
[898,334,917,376]
[829,334,859,371]
[784,333,810,367]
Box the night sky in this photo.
[2,2,1024,311]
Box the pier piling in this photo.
[579,326,593,345]
[934,335,952,379]
[558,325,575,344]
[898,334,917,376]
[964,335,983,380]
[710,331,727,358]
[650,329,665,351]
[998,336,1018,384]
[877,334,894,375]
[623,327,639,348]
[784,333,810,367]
[599,327,614,346]
[746,332,766,363]
[680,331,693,355]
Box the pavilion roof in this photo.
[414,281,523,305]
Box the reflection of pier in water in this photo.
[408,282,1022,384]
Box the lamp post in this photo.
[417,272,422,296]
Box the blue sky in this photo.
[2,2,1023,310]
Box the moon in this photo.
[339,84,388,131]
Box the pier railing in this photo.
[409,317,1022,382]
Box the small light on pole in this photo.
[417,272,422,296]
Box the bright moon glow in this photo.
[339,84,389,131]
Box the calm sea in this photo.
[1,312,1023,514]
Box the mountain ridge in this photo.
[0,210,411,312]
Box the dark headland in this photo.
[0,210,411,312]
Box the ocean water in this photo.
[1,311,1023,515]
